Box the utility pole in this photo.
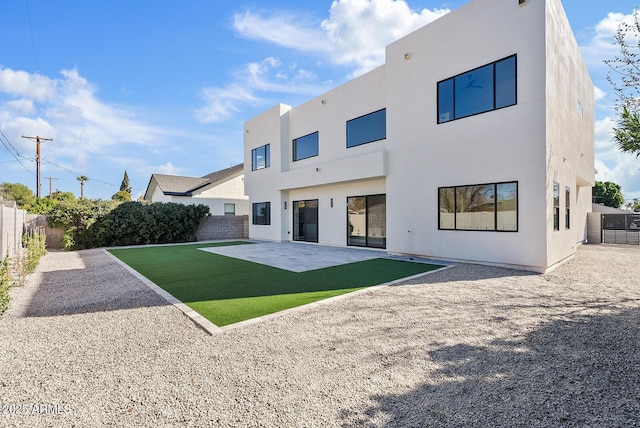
[21,135,53,198]
[43,176,58,199]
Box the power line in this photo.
[24,0,46,103]
[0,129,24,158]
[0,131,35,175]
[40,158,131,189]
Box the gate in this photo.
[602,213,640,245]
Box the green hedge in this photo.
[93,202,210,247]
[47,201,210,250]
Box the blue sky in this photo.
[0,0,638,202]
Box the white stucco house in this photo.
[143,163,249,216]
[243,0,594,273]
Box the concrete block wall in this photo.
[197,215,249,241]
[586,212,602,244]
[0,202,25,259]
[25,215,64,249]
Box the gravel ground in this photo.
[1,244,639,427]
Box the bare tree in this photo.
[605,9,640,158]
[605,8,640,112]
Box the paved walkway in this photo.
[198,240,442,272]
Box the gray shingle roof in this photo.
[144,163,244,200]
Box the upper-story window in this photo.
[347,109,386,148]
[293,131,319,162]
[251,144,270,171]
[438,55,517,124]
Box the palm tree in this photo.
[76,176,89,200]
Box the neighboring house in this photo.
[591,203,629,215]
[144,163,248,216]
[243,0,595,273]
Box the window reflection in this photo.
[438,55,517,123]
[293,132,319,161]
[347,109,386,148]
[438,181,518,232]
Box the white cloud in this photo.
[233,10,330,54]
[594,117,640,200]
[0,67,56,102]
[581,11,636,68]
[322,0,449,75]
[233,0,449,77]
[196,83,257,123]
[3,99,35,115]
[594,86,606,101]
[155,162,178,175]
[195,57,329,123]
[0,67,178,183]
[200,1,450,124]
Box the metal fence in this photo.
[602,213,640,245]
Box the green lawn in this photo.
[109,242,442,326]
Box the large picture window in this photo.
[439,181,518,232]
[293,131,319,161]
[347,109,386,148]
[252,202,271,225]
[251,144,270,171]
[438,55,517,123]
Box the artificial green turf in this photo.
[109,242,442,326]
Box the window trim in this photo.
[553,182,560,231]
[252,202,271,225]
[438,180,518,232]
[346,193,387,249]
[565,186,571,230]
[437,54,517,124]
[224,203,236,216]
[346,108,387,148]
[293,199,319,243]
[292,131,319,162]
[251,144,270,171]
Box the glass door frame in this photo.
[346,193,386,249]
[293,199,319,243]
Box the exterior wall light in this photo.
[404,53,411,60]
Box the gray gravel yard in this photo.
[1,244,639,427]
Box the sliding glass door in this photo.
[293,199,318,242]
[347,194,386,248]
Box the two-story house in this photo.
[243,0,594,273]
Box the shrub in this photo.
[0,257,9,316]
[23,233,47,274]
[0,232,47,317]
[92,202,210,247]
[47,199,119,250]
[47,200,210,249]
